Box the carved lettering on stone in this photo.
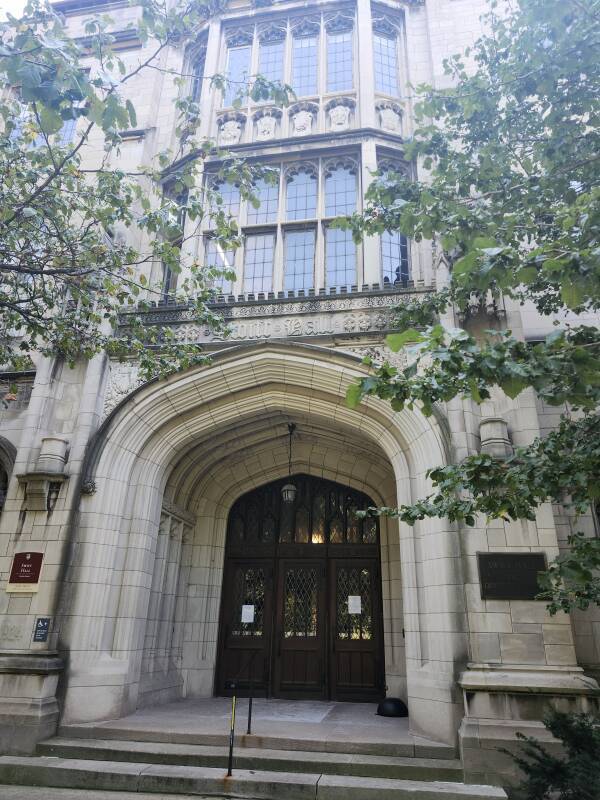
[329,104,350,132]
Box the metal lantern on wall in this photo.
[281,423,297,503]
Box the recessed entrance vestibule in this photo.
[216,474,385,702]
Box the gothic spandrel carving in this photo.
[219,117,243,145]
[329,104,351,132]
[377,103,403,133]
[255,114,277,140]
[292,109,313,136]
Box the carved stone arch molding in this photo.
[372,14,401,38]
[284,158,319,181]
[323,154,359,178]
[324,8,355,33]
[257,21,287,43]
[224,26,254,47]
[290,16,320,38]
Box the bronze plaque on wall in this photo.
[477,552,547,601]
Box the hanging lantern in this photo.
[281,422,297,503]
[281,483,297,503]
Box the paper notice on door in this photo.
[241,604,255,623]
[348,595,362,614]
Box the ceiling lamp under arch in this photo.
[281,422,297,503]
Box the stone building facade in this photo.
[0,0,598,788]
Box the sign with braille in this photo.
[241,604,255,623]
[33,617,51,643]
[6,552,44,593]
[477,552,547,601]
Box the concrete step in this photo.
[37,736,465,782]
[0,756,507,800]
[58,722,456,759]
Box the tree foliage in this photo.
[507,710,600,800]
[0,0,292,377]
[343,0,600,612]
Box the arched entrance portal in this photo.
[216,474,385,702]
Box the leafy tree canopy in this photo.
[0,0,291,378]
[342,0,600,613]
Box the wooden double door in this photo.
[215,472,386,702]
[217,555,384,701]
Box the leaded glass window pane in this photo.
[285,229,315,291]
[224,45,251,107]
[284,567,317,638]
[231,567,265,637]
[244,233,274,293]
[205,238,235,294]
[191,50,206,102]
[373,32,399,96]
[286,169,317,220]
[247,177,279,224]
[337,567,373,641]
[259,39,284,83]
[326,228,356,287]
[208,180,240,224]
[327,31,353,92]
[292,36,318,96]
[381,230,409,285]
[325,166,356,216]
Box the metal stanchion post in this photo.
[227,684,236,777]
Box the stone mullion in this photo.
[198,19,222,140]
[356,0,376,128]
[360,140,381,284]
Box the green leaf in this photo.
[561,281,584,309]
[346,383,363,408]
[386,328,425,351]
[500,376,528,399]
[125,99,137,128]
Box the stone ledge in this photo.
[460,663,600,696]
[0,654,63,675]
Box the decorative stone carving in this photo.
[290,16,320,38]
[224,26,253,46]
[372,15,399,38]
[324,10,354,32]
[103,362,144,419]
[289,103,318,137]
[480,417,513,458]
[292,109,313,136]
[329,104,350,132]
[258,21,287,42]
[218,115,244,145]
[341,344,409,371]
[377,102,403,134]
[254,111,279,141]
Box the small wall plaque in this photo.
[33,617,51,643]
[6,551,44,593]
[477,552,547,601]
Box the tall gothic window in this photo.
[205,238,236,295]
[287,167,317,221]
[223,44,251,107]
[325,163,357,217]
[284,230,315,291]
[373,31,399,96]
[208,180,240,226]
[244,233,275,293]
[326,228,356,287]
[259,37,284,83]
[191,47,207,103]
[247,177,279,224]
[292,34,318,96]
[327,30,353,92]
[381,230,409,285]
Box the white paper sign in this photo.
[241,604,255,623]
[348,595,362,614]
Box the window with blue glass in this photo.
[259,38,285,83]
[247,177,279,225]
[223,45,251,107]
[325,164,357,217]
[373,32,399,96]
[327,30,353,92]
[381,230,409,285]
[292,35,318,96]
[286,168,317,221]
[326,228,356,288]
[285,229,316,291]
[244,233,275,293]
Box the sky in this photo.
[1,0,27,19]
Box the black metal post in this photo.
[227,684,236,777]
[247,663,254,735]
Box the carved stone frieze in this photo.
[340,344,409,371]
[103,362,144,419]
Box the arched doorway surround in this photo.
[217,474,385,702]
[60,342,467,746]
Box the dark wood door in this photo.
[216,474,385,701]
[216,559,273,696]
[330,558,384,701]
[273,559,327,699]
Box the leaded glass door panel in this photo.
[216,559,273,696]
[330,559,384,701]
[273,560,327,699]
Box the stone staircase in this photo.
[0,726,507,799]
